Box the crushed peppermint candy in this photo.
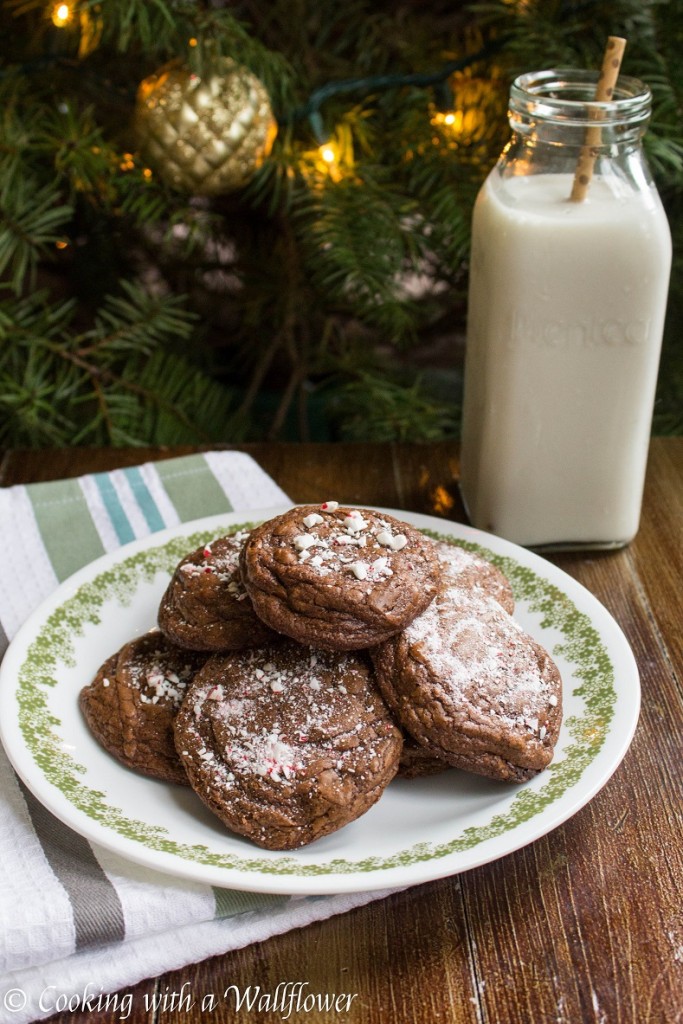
[227,578,247,601]
[343,513,368,534]
[132,658,195,707]
[376,529,407,551]
[176,535,248,590]
[288,505,420,586]
[369,556,393,578]
[180,562,206,577]
[216,726,304,783]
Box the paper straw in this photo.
[570,36,627,202]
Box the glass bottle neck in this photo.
[497,68,654,190]
[507,68,651,152]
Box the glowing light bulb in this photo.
[302,134,348,184]
[52,2,73,27]
[431,109,464,131]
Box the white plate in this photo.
[0,507,639,895]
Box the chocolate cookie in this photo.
[174,641,402,849]
[239,503,441,650]
[79,632,206,784]
[398,735,449,779]
[158,532,276,652]
[431,540,515,614]
[371,579,562,783]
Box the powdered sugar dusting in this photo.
[433,542,482,578]
[404,583,557,737]
[183,644,395,790]
[432,539,514,612]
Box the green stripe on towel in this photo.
[155,455,234,522]
[27,479,105,582]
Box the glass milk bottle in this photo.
[459,69,672,548]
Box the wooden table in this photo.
[1,438,681,1024]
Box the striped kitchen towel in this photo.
[0,452,394,1024]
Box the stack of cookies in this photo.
[80,503,563,850]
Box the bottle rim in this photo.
[509,68,651,128]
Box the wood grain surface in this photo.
[1,439,681,1024]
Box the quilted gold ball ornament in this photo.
[134,59,277,196]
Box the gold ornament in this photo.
[134,58,277,196]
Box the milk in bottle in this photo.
[459,70,672,548]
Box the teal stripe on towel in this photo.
[123,466,166,533]
[93,472,135,545]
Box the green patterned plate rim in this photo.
[0,507,640,895]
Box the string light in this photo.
[49,1,102,57]
[431,109,465,134]
[296,41,498,155]
[429,81,491,150]
[317,141,341,181]
[35,19,497,187]
[51,2,74,28]
[298,130,349,184]
[304,139,342,182]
